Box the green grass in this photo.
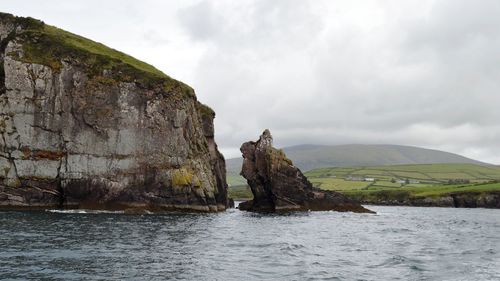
[228,185,252,200]
[404,183,434,188]
[404,182,500,197]
[39,25,165,77]
[371,181,402,188]
[305,163,500,184]
[309,178,370,191]
[227,174,247,187]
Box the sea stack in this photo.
[239,130,374,213]
[0,13,229,212]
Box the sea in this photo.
[0,205,499,281]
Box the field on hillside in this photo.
[306,163,500,189]
[341,182,500,205]
[229,163,500,200]
[227,174,247,187]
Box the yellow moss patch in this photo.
[7,178,21,187]
[0,119,6,132]
[196,102,215,119]
[171,168,194,186]
[89,76,118,87]
[266,147,293,168]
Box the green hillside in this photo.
[306,163,500,206]
[306,163,500,189]
[229,163,500,201]
[226,144,489,187]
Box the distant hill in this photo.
[226,144,490,186]
[305,163,500,187]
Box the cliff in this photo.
[0,13,229,212]
[238,130,373,213]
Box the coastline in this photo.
[230,191,500,209]
[347,191,500,209]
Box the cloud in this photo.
[3,0,500,163]
[179,0,500,163]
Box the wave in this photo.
[45,209,127,214]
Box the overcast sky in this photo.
[3,0,500,163]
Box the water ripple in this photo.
[0,206,499,280]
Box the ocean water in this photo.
[0,205,499,281]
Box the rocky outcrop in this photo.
[0,13,229,212]
[238,130,373,213]
[352,191,500,208]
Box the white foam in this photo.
[45,209,125,214]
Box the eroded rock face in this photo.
[239,130,374,213]
[0,13,229,212]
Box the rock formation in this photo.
[239,130,374,213]
[0,13,230,212]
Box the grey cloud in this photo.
[2,0,500,163]
[180,0,500,163]
[178,1,222,41]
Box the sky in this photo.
[3,0,500,163]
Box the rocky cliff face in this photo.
[239,130,373,213]
[0,13,229,212]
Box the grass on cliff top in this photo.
[2,12,194,95]
[40,25,166,77]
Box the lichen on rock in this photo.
[0,12,229,212]
[239,130,374,213]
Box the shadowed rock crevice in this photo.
[0,28,16,93]
[239,130,374,213]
